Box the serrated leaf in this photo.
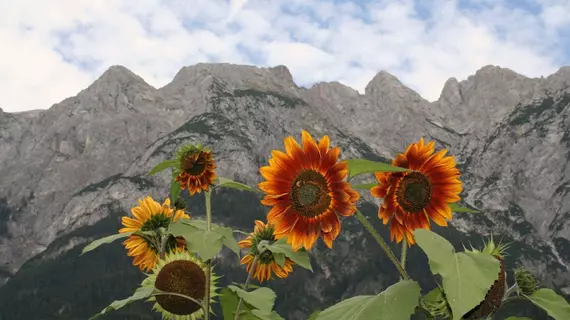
[169,181,181,204]
[215,177,260,193]
[251,309,284,320]
[264,238,312,271]
[170,222,223,260]
[345,159,408,179]
[175,219,240,257]
[526,288,570,320]
[228,285,277,312]
[89,286,153,319]
[148,159,178,176]
[81,232,132,256]
[448,203,480,214]
[414,229,500,320]
[350,183,377,190]
[316,280,421,320]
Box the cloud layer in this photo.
[1,0,569,112]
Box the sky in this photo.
[1,0,569,113]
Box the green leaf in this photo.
[273,252,286,267]
[170,222,223,260]
[220,288,240,320]
[251,309,284,320]
[263,238,313,271]
[350,183,377,190]
[345,159,408,179]
[526,288,570,320]
[148,159,179,176]
[81,232,132,256]
[414,229,500,320]
[504,317,533,320]
[89,286,153,319]
[228,285,277,312]
[307,310,321,320]
[169,181,181,205]
[316,280,421,320]
[215,177,260,193]
[448,203,480,214]
[175,219,240,257]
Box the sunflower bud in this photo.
[174,198,186,210]
[420,287,452,319]
[515,267,539,295]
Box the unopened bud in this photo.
[174,198,186,210]
[515,267,539,295]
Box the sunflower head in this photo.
[370,138,462,245]
[514,267,539,295]
[238,220,295,283]
[119,196,189,272]
[174,144,217,196]
[258,130,360,251]
[142,251,219,320]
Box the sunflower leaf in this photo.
[316,280,421,320]
[263,239,313,271]
[505,317,533,320]
[170,222,223,260]
[251,309,285,320]
[169,181,181,204]
[345,159,408,179]
[148,159,179,176]
[228,285,277,312]
[215,177,260,193]
[273,252,286,267]
[175,219,240,257]
[525,288,570,320]
[414,229,500,320]
[80,232,132,256]
[448,203,480,214]
[89,286,154,319]
[350,183,377,190]
[307,310,321,320]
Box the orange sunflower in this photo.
[371,138,462,245]
[119,196,190,272]
[258,130,360,251]
[174,146,217,196]
[238,220,295,282]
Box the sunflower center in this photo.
[290,170,331,218]
[181,152,207,176]
[251,227,277,264]
[141,213,177,253]
[155,260,205,316]
[396,172,432,213]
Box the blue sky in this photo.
[1,0,569,112]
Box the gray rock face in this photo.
[0,63,569,298]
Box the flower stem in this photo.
[503,283,518,301]
[235,256,258,320]
[152,290,204,310]
[204,190,213,320]
[400,238,408,271]
[354,210,410,280]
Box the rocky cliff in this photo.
[0,63,568,319]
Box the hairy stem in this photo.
[354,210,410,280]
[204,191,212,320]
[401,238,408,271]
[235,256,258,320]
[503,283,519,301]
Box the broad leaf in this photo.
[345,159,408,179]
[448,203,480,214]
[526,288,570,320]
[148,159,179,176]
[316,280,421,320]
[215,177,260,193]
[220,288,240,320]
[251,309,284,320]
[228,285,277,312]
[263,238,312,271]
[273,252,286,267]
[307,310,321,320]
[170,222,224,260]
[505,317,533,320]
[350,183,377,190]
[175,219,240,257]
[169,181,181,205]
[414,229,500,320]
[81,232,132,256]
[90,286,153,319]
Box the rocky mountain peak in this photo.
[364,70,426,107]
[438,77,462,107]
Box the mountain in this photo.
[0,63,569,319]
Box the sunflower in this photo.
[238,220,295,282]
[174,144,217,196]
[370,138,462,245]
[258,130,360,251]
[142,251,219,320]
[119,196,190,272]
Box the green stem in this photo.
[400,238,408,271]
[235,256,258,320]
[152,291,204,310]
[354,210,410,280]
[203,191,212,320]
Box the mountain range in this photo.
[0,62,569,319]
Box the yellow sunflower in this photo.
[258,130,360,251]
[174,145,217,196]
[371,138,462,245]
[142,251,219,320]
[238,220,295,282]
[119,196,190,272]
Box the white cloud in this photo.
[0,0,568,112]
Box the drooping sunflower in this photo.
[119,196,190,272]
[371,138,462,245]
[174,144,217,196]
[238,220,295,282]
[258,130,360,251]
[142,251,219,320]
